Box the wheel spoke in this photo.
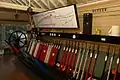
[16,32,19,38]
[21,38,26,40]
[19,43,24,46]
[20,40,24,44]
[13,32,17,39]
[18,33,23,39]
[8,31,27,48]
[19,42,24,46]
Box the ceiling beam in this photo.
[58,0,66,6]
[49,0,58,8]
[16,0,25,5]
[0,2,46,12]
[19,0,28,6]
[77,0,111,8]
[33,0,44,8]
[20,0,28,6]
[46,0,51,9]
[25,0,37,8]
[11,0,19,4]
[31,1,37,7]
[40,0,50,9]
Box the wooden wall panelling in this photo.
[0,9,29,24]
[78,0,120,35]
[52,0,120,35]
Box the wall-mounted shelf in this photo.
[38,32,120,44]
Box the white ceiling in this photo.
[0,0,109,23]
[0,0,69,12]
[0,0,103,12]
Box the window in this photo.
[0,24,28,48]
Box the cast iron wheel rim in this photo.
[8,31,27,48]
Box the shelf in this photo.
[38,32,120,44]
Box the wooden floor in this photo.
[8,70,30,80]
[0,55,42,80]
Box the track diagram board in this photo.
[33,5,78,28]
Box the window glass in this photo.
[4,24,28,40]
[0,24,28,49]
[0,26,2,42]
